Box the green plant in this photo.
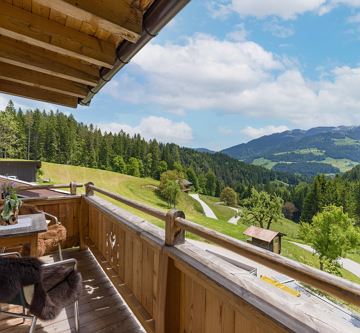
[300,205,360,271]
[241,188,284,229]
[220,187,237,206]
[0,182,22,225]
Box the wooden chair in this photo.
[0,252,80,333]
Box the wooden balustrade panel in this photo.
[178,270,288,333]
[30,197,81,248]
[88,203,160,326]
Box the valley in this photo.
[222,126,360,176]
[40,161,360,285]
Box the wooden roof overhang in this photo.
[0,0,190,108]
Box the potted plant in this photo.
[0,182,22,225]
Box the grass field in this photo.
[41,162,360,286]
[252,157,277,169]
[199,195,235,221]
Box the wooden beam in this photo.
[35,0,142,43]
[0,1,116,68]
[0,36,99,87]
[0,80,78,108]
[132,0,155,11]
[0,62,89,98]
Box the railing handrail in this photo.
[87,183,167,221]
[10,182,84,195]
[16,182,83,191]
[86,183,360,307]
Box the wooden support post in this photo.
[164,258,182,333]
[70,182,77,195]
[85,182,94,196]
[165,209,185,246]
[79,196,89,250]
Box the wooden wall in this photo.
[176,265,289,333]
[86,198,161,333]
[28,196,81,248]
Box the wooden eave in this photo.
[0,0,156,108]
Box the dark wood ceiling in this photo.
[0,0,155,107]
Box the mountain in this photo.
[194,148,215,154]
[222,126,360,177]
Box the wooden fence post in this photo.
[157,209,185,333]
[165,209,185,246]
[85,182,94,196]
[70,181,77,195]
[79,196,89,250]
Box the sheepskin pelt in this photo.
[0,256,82,321]
[22,224,67,257]
[0,256,43,301]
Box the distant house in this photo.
[244,225,284,254]
[0,160,41,182]
[178,179,193,192]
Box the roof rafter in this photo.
[0,1,116,68]
[0,62,89,98]
[35,0,143,43]
[0,36,99,87]
[0,79,78,108]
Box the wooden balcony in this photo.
[0,249,145,333]
[1,182,360,333]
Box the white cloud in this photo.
[98,116,193,145]
[210,0,360,20]
[263,20,294,38]
[241,125,289,139]
[226,23,248,41]
[106,33,360,128]
[109,33,282,113]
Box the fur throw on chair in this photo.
[39,224,67,256]
[0,256,82,321]
[22,224,67,257]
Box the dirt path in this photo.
[189,193,218,220]
[227,207,240,224]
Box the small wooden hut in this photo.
[179,179,193,192]
[0,160,41,182]
[243,225,284,254]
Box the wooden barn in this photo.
[244,225,284,254]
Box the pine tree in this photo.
[205,171,217,196]
[186,167,199,191]
[0,101,21,158]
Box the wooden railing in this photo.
[16,181,83,195]
[0,182,83,248]
[78,183,360,333]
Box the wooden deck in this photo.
[0,249,145,333]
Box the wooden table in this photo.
[0,213,47,256]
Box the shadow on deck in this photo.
[0,249,145,333]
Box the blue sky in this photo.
[3,0,360,150]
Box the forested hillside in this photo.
[0,100,297,195]
[222,126,360,176]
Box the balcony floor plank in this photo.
[0,249,145,333]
